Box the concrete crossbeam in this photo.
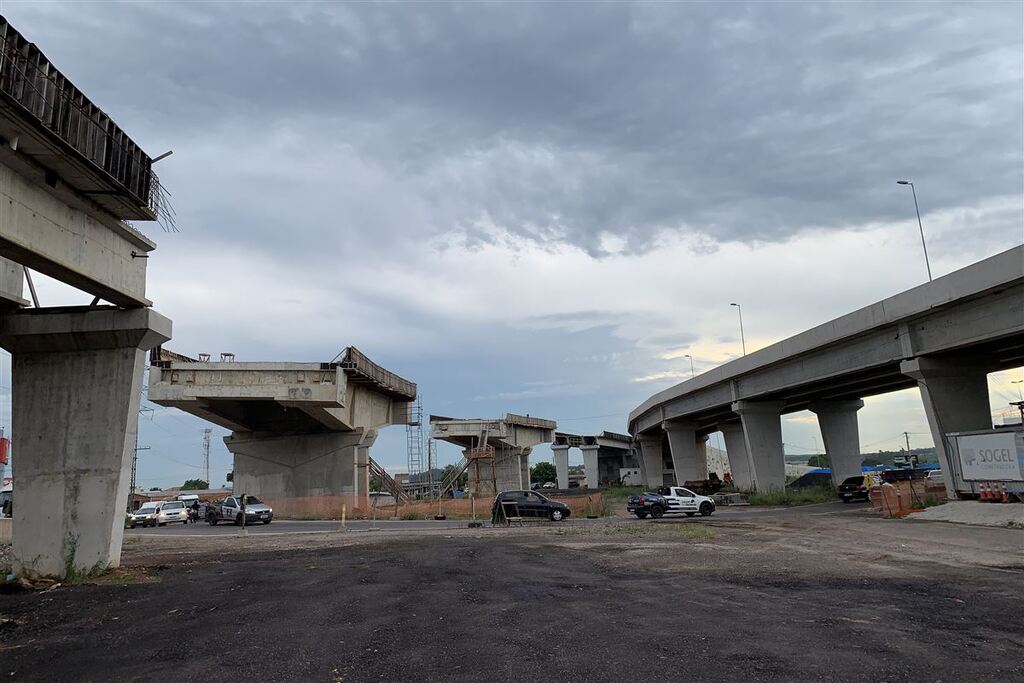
[0,307,170,578]
[0,256,27,307]
[809,399,864,486]
[0,158,154,307]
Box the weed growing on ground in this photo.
[600,486,646,506]
[556,523,714,541]
[399,509,424,520]
[746,486,838,507]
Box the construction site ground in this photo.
[2,502,1022,682]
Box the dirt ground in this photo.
[2,506,1022,682]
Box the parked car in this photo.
[128,504,161,528]
[925,469,945,485]
[157,500,190,526]
[490,490,571,523]
[541,481,557,489]
[206,495,274,525]
[838,475,874,502]
[626,492,667,519]
[627,487,716,519]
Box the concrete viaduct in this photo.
[148,347,416,514]
[0,19,172,578]
[629,246,1024,497]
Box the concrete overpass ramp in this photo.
[430,414,556,496]
[149,347,416,513]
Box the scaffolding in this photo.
[406,397,425,479]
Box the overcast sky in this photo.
[1,1,1021,487]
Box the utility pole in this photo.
[201,428,212,485]
[903,432,916,467]
[129,406,154,513]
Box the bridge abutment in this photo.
[901,357,993,498]
[809,399,865,487]
[0,307,170,578]
[732,400,787,492]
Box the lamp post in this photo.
[684,354,695,378]
[730,303,746,355]
[896,180,932,282]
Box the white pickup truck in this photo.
[627,486,716,519]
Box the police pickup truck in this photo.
[205,495,274,526]
[627,486,716,519]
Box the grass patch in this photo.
[910,495,946,510]
[556,523,714,541]
[600,486,646,506]
[399,509,425,520]
[746,486,837,507]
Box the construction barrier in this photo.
[870,480,946,518]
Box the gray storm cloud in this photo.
[7,1,1021,257]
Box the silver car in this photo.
[128,504,160,528]
[156,500,190,526]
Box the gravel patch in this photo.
[909,501,1024,528]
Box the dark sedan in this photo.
[838,475,872,502]
[491,490,571,523]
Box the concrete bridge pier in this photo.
[720,421,753,491]
[225,429,374,504]
[901,357,994,498]
[696,434,709,480]
[809,399,865,486]
[662,421,705,483]
[0,307,170,578]
[552,444,570,490]
[580,444,600,490]
[637,434,664,487]
[732,400,787,492]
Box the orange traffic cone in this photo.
[979,482,990,501]
[1000,483,1009,503]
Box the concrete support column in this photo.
[551,445,570,490]
[809,399,865,487]
[696,435,709,480]
[901,357,994,498]
[732,400,787,492]
[226,430,370,500]
[720,422,753,491]
[637,434,664,487]
[662,421,703,483]
[0,307,170,578]
[520,449,532,491]
[580,445,600,489]
[355,444,371,506]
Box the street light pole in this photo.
[897,180,932,282]
[730,303,746,355]
[684,354,695,378]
